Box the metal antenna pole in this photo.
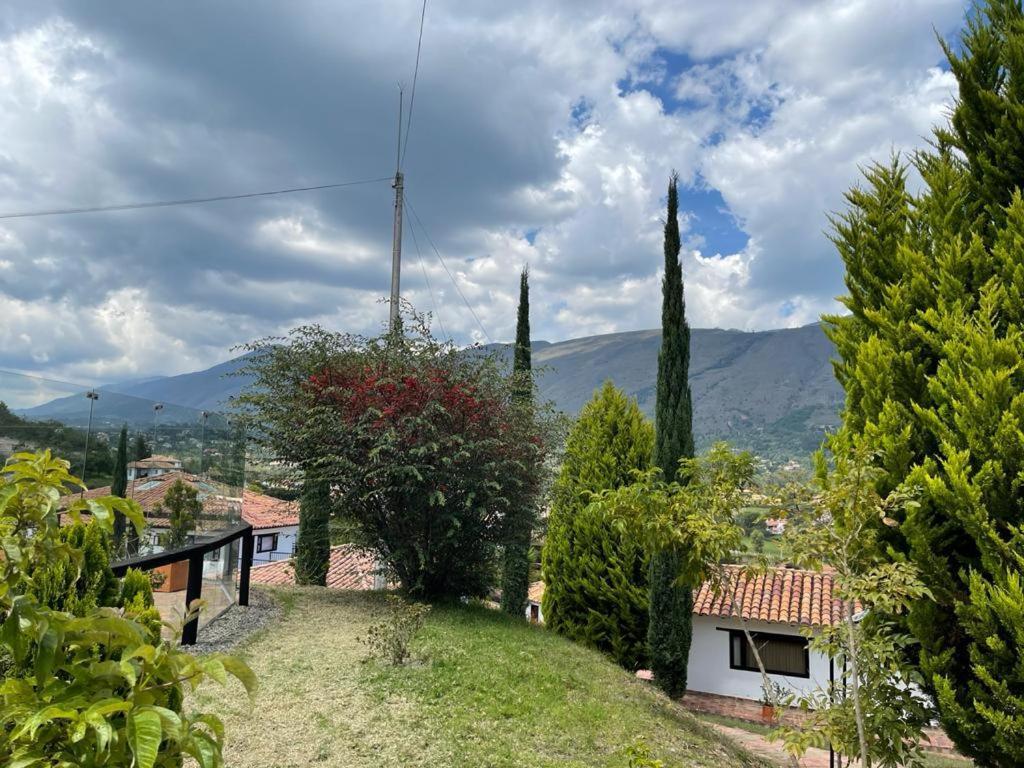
[80,390,99,495]
[389,87,405,333]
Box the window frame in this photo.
[724,628,811,679]
[256,532,279,554]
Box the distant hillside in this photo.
[17,324,843,462]
[16,356,251,429]
[531,323,842,461]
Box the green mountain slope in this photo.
[14,323,842,462]
[529,322,841,461]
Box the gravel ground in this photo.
[190,588,281,654]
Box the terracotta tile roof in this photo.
[693,565,845,627]
[67,472,240,528]
[241,490,299,530]
[128,455,182,469]
[250,545,382,590]
[524,567,846,628]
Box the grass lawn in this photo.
[194,587,771,768]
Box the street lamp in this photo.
[152,403,164,453]
[79,390,99,496]
[200,410,210,475]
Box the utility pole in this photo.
[389,87,404,333]
[79,390,99,496]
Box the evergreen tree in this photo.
[294,474,332,586]
[826,6,1024,761]
[157,480,201,551]
[111,424,128,548]
[501,267,536,616]
[937,0,1024,242]
[541,382,654,669]
[649,172,695,697]
[131,433,150,462]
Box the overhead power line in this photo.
[0,176,393,220]
[400,0,428,170]
[404,199,448,340]
[405,195,492,343]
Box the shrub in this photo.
[121,567,163,642]
[27,519,120,615]
[361,595,431,665]
[237,313,554,600]
[541,382,654,669]
[0,451,254,767]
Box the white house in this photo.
[240,489,299,565]
[526,564,839,705]
[127,455,184,482]
[688,565,835,702]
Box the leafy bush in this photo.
[120,567,163,643]
[626,742,664,768]
[238,313,555,600]
[26,518,120,615]
[0,451,255,767]
[361,595,431,665]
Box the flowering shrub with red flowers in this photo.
[237,312,556,599]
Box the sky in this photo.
[0,0,969,389]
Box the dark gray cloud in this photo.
[0,0,969,388]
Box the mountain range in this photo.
[16,323,844,462]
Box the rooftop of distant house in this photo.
[128,454,182,469]
[239,489,299,530]
[250,545,381,590]
[66,473,298,531]
[693,564,845,627]
[527,565,846,628]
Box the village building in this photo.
[126,454,184,481]
[524,565,838,709]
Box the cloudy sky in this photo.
[0,0,968,388]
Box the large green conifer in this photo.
[541,382,654,669]
[501,267,536,616]
[294,474,332,586]
[649,172,695,697]
[827,5,1024,761]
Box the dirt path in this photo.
[702,722,833,768]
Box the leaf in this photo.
[33,626,60,684]
[219,654,258,697]
[127,707,163,768]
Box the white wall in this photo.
[688,614,831,701]
[248,524,298,565]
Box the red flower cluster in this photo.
[306,363,503,436]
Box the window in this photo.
[256,533,279,553]
[727,629,809,678]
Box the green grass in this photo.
[195,588,770,768]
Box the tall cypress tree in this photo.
[648,172,695,697]
[294,474,331,586]
[111,424,129,548]
[501,267,536,616]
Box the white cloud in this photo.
[0,0,971,384]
